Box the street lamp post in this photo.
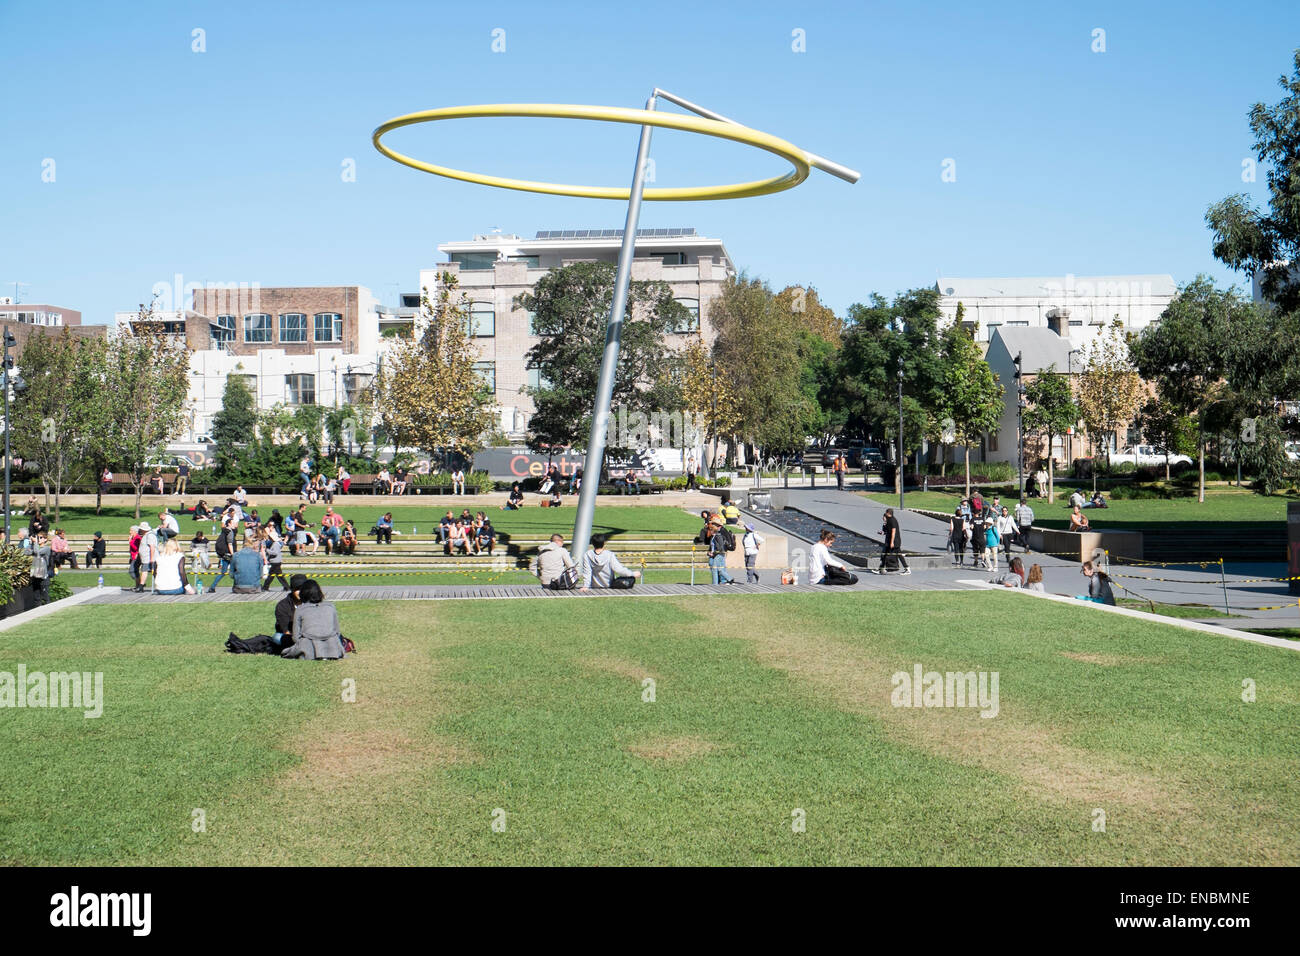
[1013,351,1024,500]
[1066,347,1083,466]
[709,358,717,480]
[2,330,15,545]
[897,357,904,510]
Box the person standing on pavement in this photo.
[832,453,847,490]
[996,506,1017,560]
[741,522,764,584]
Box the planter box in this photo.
[0,586,38,620]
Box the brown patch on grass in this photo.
[627,735,716,762]
[685,601,1184,812]
[581,655,656,682]
[286,729,477,785]
[1060,651,1158,667]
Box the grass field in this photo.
[2,591,1297,865]
[54,567,710,589]
[19,503,701,538]
[864,487,1295,530]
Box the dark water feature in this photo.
[757,507,883,567]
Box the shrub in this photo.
[0,546,33,608]
[48,576,71,603]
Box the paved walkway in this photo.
[762,489,1300,629]
[81,575,970,604]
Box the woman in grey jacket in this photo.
[282,580,346,659]
[30,533,53,606]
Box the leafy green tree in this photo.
[211,374,257,472]
[1077,319,1143,473]
[84,308,192,519]
[1133,398,1196,481]
[934,320,1004,497]
[9,330,99,522]
[519,262,686,467]
[1130,277,1248,502]
[1022,366,1079,501]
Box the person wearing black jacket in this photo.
[273,574,310,647]
[84,531,108,569]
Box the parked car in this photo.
[1110,444,1192,468]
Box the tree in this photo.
[8,330,99,522]
[1076,319,1143,475]
[1207,49,1300,315]
[934,319,1003,497]
[368,273,496,461]
[677,336,740,475]
[211,374,257,472]
[85,308,192,518]
[1133,398,1196,481]
[1022,366,1080,502]
[1130,277,1252,502]
[520,262,686,467]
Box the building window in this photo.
[466,304,495,337]
[449,252,497,270]
[215,314,236,343]
[1068,319,1083,327]
[988,432,999,452]
[525,310,539,335]
[244,313,272,343]
[1007,320,1030,327]
[285,373,315,405]
[526,365,551,391]
[314,312,343,342]
[507,255,540,268]
[473,361,496,394]
[672,297,700,333]
[343,372,372,404]
[662,252,687,265]
[279,313,307,343]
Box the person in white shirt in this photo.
[234,486,248,506]
[153,537,189,595]
[451,468,466,495]
[996,507,1017,560]
[158,509,180,539]
[742,523,764,584]
[810,529,853,585]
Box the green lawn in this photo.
[24,503,702,539]
[1116,599,1236,620]
[864,487,1295,529]
[2,591,1297,865]
[55,567,709,589]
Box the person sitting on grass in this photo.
[503,482,525,510]
[272,574,310,649]
[1069,488,1086,510]
[991,556,1026,588]
[192,499,213,520]
[1078,559,1116,605]
[1025,563,1046,592]
[1085,490,1108,509]
[374,512,393,545]
[85,530,107,570]
[580,534,640,590]
[532,533,577,589]
[1068,506,1091,533]
[281,579,346,660]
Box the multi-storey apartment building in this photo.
[419,228,735,435]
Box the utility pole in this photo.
[1013,351,1024,500]
[2,330,16,544]
[709,358,717,479]
[897,356,904,510]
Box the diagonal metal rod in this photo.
[570,94,658,567]
[652,88,860,184]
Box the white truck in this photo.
[1109,444,1192,467]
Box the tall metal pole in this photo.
[3,333,10,545]
[570,94,657,564]
[709,359,717,479]
[897,358,904,511]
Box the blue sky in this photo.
[2,0,1295,322]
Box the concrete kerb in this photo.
[0,587,102,633]
[955,579,1300,653]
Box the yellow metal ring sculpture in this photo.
[371,103,812,201]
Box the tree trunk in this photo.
[1047,438,1055,504]
[133,473,144,520]
[1165,453,1170,483]
[964,445,971,498]
[1198,441,1205,504]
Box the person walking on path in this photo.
[949,507,967,567]
[1013,498,1034,553]
[685,452,698,491]
[741,523,764,584]
[832,453,847,490]
[881,507,911,574]
[696,515,736,585]
[996,507,1017,560]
